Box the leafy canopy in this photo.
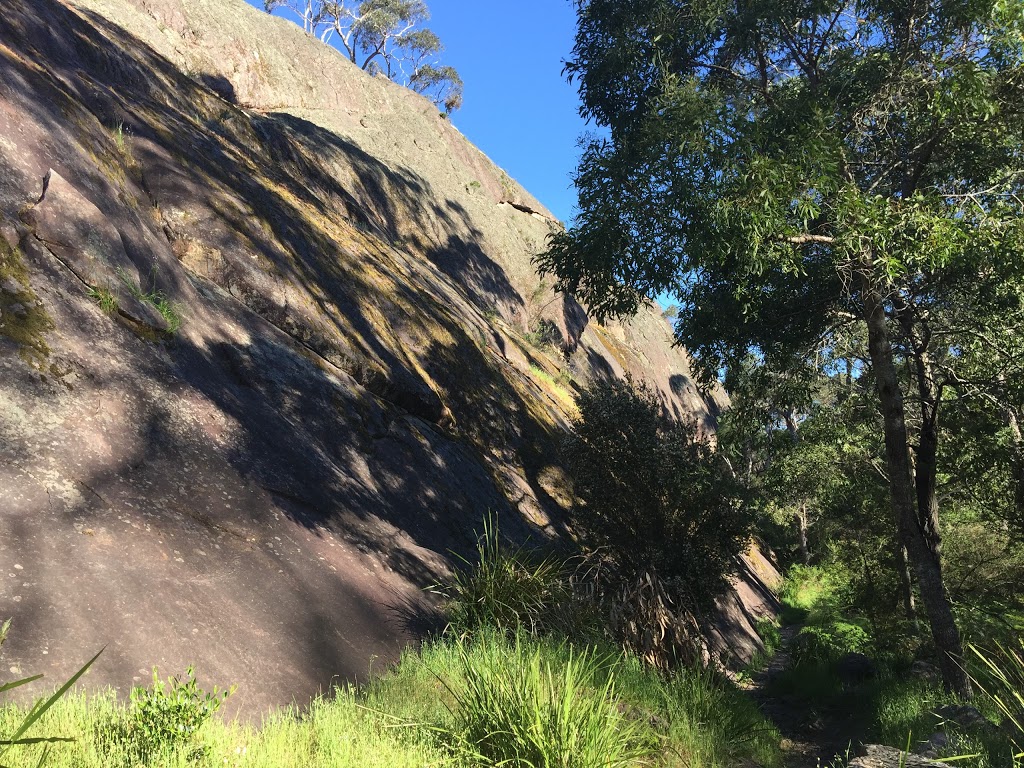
[538,0,1024,385]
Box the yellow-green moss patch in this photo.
[0,235,54,368]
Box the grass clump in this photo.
[87,285,119,315]
[439,632,656,768]
[88,267,182,335]
[436,513,573,637]
[117,267,182,333]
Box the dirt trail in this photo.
[746,626,867,768]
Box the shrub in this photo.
[565,379,749,612]
[125,666,232,760]
[438,632,656,768]
[792,621,871,664]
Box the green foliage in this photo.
[523,318,561,349]
[0,619,102,766]
[115,267,182,334]
[125,667,231,761]
[779,565,852,625]
[0,632,782,767]
[541,0,1024,694]
[792,622,871,665]
[755,618,781,657]
[438,632,656,768]
[409,63,463,114]
[969,639,1024,762]
[86,286,119,315]
[436,514,575,638]
[566,378,749,611]
[870,673,1015,768]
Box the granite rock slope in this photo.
[0,0,733,715]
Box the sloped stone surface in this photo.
[0,0,743,719]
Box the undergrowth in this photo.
[770,563,1024,768]
[3,519,784,768]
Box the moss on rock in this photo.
[0,235,54,367]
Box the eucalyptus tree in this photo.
[264,0,463,112]
[538,0,1024,694]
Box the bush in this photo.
[124,666,232,760]
[565,379,749,612]
[792,621,871,664]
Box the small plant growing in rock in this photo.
[115,267,182,334]
[87,285,119,315]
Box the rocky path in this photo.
[745,626,866,768]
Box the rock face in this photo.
[850,745,945,767]
[0,0,737,715]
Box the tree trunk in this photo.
[895,540,917,626]
[860,269,970,697]
[796,502,810,564]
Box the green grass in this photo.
[768,564,1022,767]
[117,268,181,333]
[2,521,786,767]
[86,285,119,315]
[763,652,1020,768]
[778,564,847,626]
[87,268,182,334]
[439,632,656,767]
[1,631,783,768]
[434,513,573,637]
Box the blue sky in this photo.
[245,0,587,223]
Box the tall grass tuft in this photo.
[438,514,571,637]
[439,632,656,768]
[969,638,1024,764]
[0,619,102,766]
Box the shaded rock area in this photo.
[704,546,782,667]
[2,0,736,717]
[850,745,944,767]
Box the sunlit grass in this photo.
[2,630,783,768]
